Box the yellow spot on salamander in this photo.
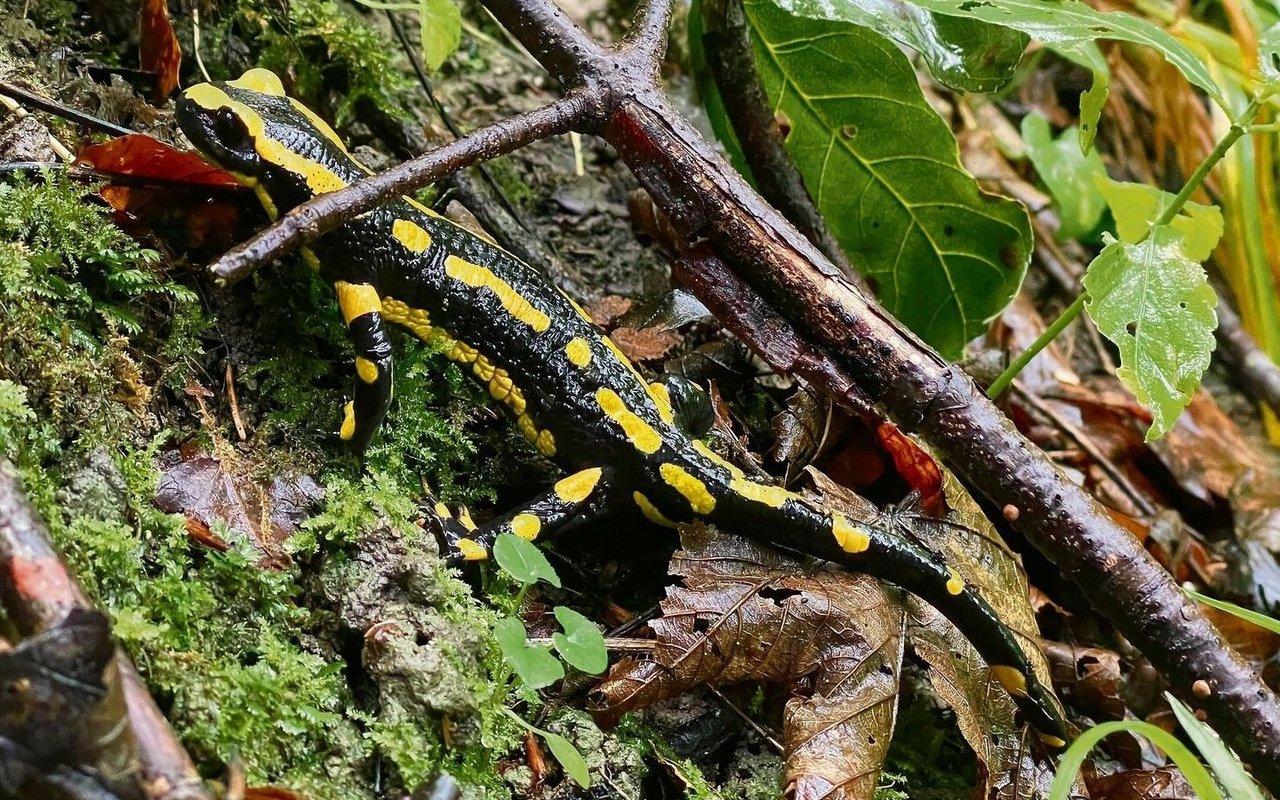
[444,255,550,333]
[633,491,676,528]
[990,665,1029,698]
[517,414,539,443]
[381,297,443,343]
[945,567,965,596]
[659,463,716,515]
[229,68,286,95]
[832,513,871,553]
[355,357,379,384]
[472,355,497,382]
[730,477,792,510]
[457,507,477,531]
[392,218,433,253]
[433,502,452,519]
[596,388,663,455]
[335,282,382,324]
[456,539,488,561]
[535,430,557,457]
[339,401,356,441]
[565,337,593,368]
[1038,734,1067,749]
[510,513,542,541]
[648,382,675,425]
[555,468,602,504]
[448,341,480,364]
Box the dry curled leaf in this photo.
[592,524,905,800]
[1088,766,1195,800]
[877,468,1063,798]
[154,447,321,567]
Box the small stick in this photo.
[0,81,135,138]
[206,93,596,284]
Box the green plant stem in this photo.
[987,295,1086,398]
[988,93,1267,399]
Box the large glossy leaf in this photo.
[744,0,1032,358]
[1082,226,1218,441]
[779,0,1227,152]
[763,0,1028,92]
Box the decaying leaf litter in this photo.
[1,0,1280,797]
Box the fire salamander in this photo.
[177,69,1069,743]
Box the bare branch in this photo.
[206,93,597,284]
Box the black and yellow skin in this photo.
[176,69,1069,742]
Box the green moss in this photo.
[208,0,412,124]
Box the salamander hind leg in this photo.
[334,281,394,452]
[435,467,616,565]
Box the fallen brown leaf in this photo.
[592,524,905,800]
[139,0,182,102]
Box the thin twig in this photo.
[0,81,135,137]
[206,93,596,283]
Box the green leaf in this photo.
[541,730,592,788]
[778,0,1227,150]
[1260,23,1280,91]
[743,0,1032,357]
[1166,692,1265,800]
[352,0,460,70]
[492,532,561,588]
[418,0,462,71]
[764,0,1027,92]
[551,607,609,674]
[1082,226,1218,440]
[1094,179,1224,260]
[1049,719,1224,800]
[494,616,564,689]
[1020,113,1108,239]
[1186,588,1280,636]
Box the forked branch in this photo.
[196,0,1280,788]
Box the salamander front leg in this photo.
[436,467,616,564]
[335,281,394,452]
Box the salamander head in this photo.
[176,68,363,215]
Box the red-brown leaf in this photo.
[139,0,182,102]
[76,134,241,190]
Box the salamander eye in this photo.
[214,108,251,149]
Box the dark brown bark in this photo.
[0,462,208,800]
[1215,296,1280,420]
[697,0,866,289]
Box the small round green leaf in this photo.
[492,533,561,588]
[494,616,564,689]
[541,730,592,789]
[551,607,609,674]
